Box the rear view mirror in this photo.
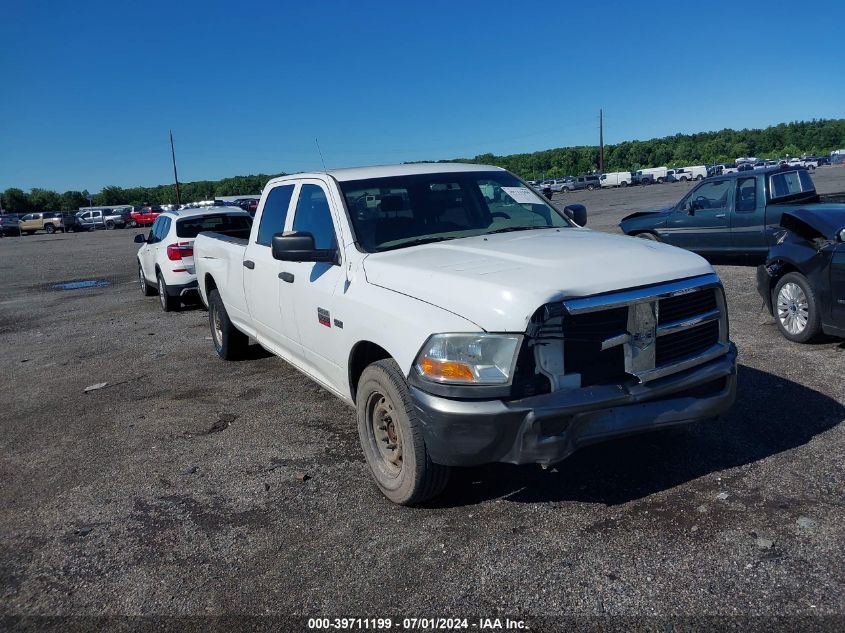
[563,204,587,226]
[133,234,146,244]
[271,232,338,264]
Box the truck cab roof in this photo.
[267,163,506,186]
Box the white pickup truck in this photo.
[194,163,738,505]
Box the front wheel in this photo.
[773,272,821,343]
[587,184,595,190]
[106,221,115,230]
[356,359,450,505]
[130,219,138,228]
[208,289,249,360]
[157,272,180,312]
[636,232,661,242]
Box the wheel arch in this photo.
[348,341,393,403]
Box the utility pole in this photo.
[599,109,605,173]
[170,130,181,206]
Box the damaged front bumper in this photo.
[412,343,738,467]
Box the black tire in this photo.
[208,289,249,360]
[130,219,138,228]
[156,271,180,312]
[696,174,704,180]
[620,181,628,187]
[680,177,688,183]
[45,224,55,234]
[106,220,115,230]
[636,232,661,242]
[772,272,821,343]
[587,184,595,191]
[656,177,665,184]
[138,262,154,297]
[356,359,450,505]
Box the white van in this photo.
[599,171,631,188]
[634,167,668,184]
[682,165,708,180]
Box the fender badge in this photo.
[317,308,331,327]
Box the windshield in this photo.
[339,170,573,252]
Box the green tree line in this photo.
[445,118,845,179]
[1,174,282,214]
[2,119,844,214]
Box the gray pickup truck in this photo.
[619,165,843,265]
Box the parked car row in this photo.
[619,164,845,343]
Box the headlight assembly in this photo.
[414,333,522,385]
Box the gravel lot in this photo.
[1,167,844,628]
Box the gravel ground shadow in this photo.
[431,364,845,507]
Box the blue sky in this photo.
[2,0,844,193]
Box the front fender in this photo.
[620,211,670,235]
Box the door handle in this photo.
[243,260,255,269]
[715,213,726,219]
[278,272,294,283]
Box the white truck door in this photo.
[242,183,304,358]
[279,180,346,389]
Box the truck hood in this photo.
[620,207,673,223]
[362,229,714,331]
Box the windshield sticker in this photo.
[501,187,543,205]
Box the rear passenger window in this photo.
[257,184,295,246]
[735,178,756,213]
[292,184,337,250]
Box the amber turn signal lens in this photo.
[419,356,474,381]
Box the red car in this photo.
[129,205,163,228]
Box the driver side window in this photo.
[689,180,731,211]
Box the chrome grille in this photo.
[557,274,729,385]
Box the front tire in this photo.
[106,221,115,230]
[208,289,249,360]
[636,232,661,242]
[157,271,180,312]
[130,219,139,228]
[773,272,821,343]
[356,359,450,505]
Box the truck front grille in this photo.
[536,275,729,388]
[658,289,718,324]
[656,319,720,367]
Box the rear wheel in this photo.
[587,184,595,191]
[45,224,55,234]
[208,289,249,360]
[130,219,138,228]
[696,174,704,180]
[157,271,180,312]
[356,359,450,505]
[620,181,628,187]
[106,220,115,230]
[773,272,821,343]
[656,177,665,184]
[138,263,154,296]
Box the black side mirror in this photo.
[271,232,338,264]
[133,234,146,243]
[563,204,587,226]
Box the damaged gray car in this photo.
[757,208,845,342]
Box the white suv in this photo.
[134,207,252,311]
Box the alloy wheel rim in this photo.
[776,282,809,335]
